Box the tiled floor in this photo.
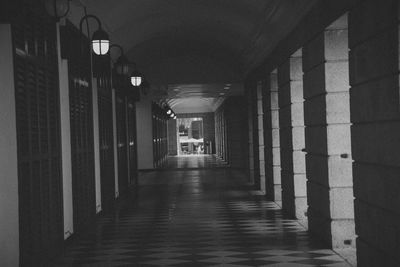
[54,164,351,266]
[162,155,228,169]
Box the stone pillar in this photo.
[262,77,274,199]
[303,14,355,248]
[257,81,266,193]
[270,71,282,206]
[290,51,307,226]
[349,1,400,265]
[278,51,307,223]
[252,84,260,189]
[247,82,255,184]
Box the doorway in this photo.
[177,117,204,155]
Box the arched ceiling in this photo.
[70,0,317,114]
[153,83,243,113]
[73,0,317,84]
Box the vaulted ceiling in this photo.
[69,0,317,113]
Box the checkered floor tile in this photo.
[53,164,351,266]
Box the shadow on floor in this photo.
[53,166,352,266]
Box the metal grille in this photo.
[61,20,96,234]
[116,94,128,195]
[12,2,63,265]
[113,71,139,194]
[127,98,137,186]
[152,103,168,168]
[97,74,115,212]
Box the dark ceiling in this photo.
[68,0,317,113]
[70,0,317,85]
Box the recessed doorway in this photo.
[177,117,204,155]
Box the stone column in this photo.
[303,14,355,248]
[257,81,266,193]
[247,82,255,184]
[262,76,274,199]
[278,51,307,223]
[290,51,307,226]
[270,71,282,206]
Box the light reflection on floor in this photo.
[54,157,352,266]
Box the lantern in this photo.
[130,70,143,87]
[79,15,110,56]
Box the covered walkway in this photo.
[1,1,400,266]
[54,160,350,266]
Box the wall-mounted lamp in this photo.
[45,0,71,21]
[79,14,110,55]
[109,44,130,75]
[130,69,143,87]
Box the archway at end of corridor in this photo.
[176,117,207,155]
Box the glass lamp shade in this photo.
[167,110,172,115]
[130,70,143,87]
[92,29,110,55]
[92,40,109,55]
[170,113,174,118]
[131,76,142,87]
[173,116,177,120]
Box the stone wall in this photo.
[303,14,355,248]
[349,0,400,265]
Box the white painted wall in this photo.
[136,98,154,170]
[0,24,20,267]
[112,89,119,197]
[92,79,102,213]
[56,22,74,240]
